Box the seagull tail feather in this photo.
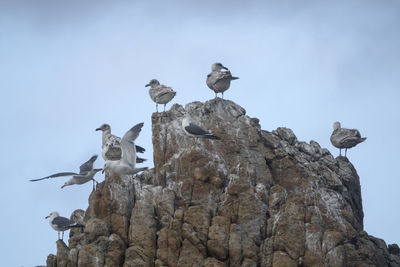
[68,224,85,228]
[204,134,221,140]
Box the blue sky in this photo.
[1,1,399,265]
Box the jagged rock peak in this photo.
[46,98,399,267]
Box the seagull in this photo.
[145,79,176,112]
[206,62,239,99]
[96,123,146,163]
[330,121,367,157]
[45,211,84,240]
[182,116,220,148]
[30,155,102,190]
[104,122,148,176]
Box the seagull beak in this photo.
[94,168,103,173]
[222,66,229,70]
[95,127,101,131]
[61,184,65,189]
[45,215,50,219]
[145,83,150,87]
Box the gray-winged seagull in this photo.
[30,155,102,190]
[103,122,148,176]
[45,211,84,240]
[182,116,220,148]
[145,79,176,112]
[96,123,146,163]
[206,62,239,98]
[330,121,367,157]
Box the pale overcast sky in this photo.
[1,1,399,266]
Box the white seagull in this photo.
[30,155,102,190]
[182,116,220,148]
[146,79,176,112]
[330,121,367,157]
[206,62,239,98]
[104,122,148,176]
[45,211,84,240]
[96,123,146,163]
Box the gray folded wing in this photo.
[185,122,211,136]
[52,216,74,230]
[30,172,79,182]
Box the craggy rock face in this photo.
[47,98,399,267]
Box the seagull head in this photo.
[96,124,111,132]
[333,121,341,130]
[103,162,112,174]
[45,211,59,219]
[145,79,160,88]
[212,62,228,71]
[61,181,72,189]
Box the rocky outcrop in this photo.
[46,98,399,266]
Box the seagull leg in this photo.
[58,232,60,240]
[156,104,158,113]
[215,92,218,98]
[339,148,342,156]
[92,179,98,191]
[345,148,347,157]
[62,231,64,240]
[189,138,198,150]
[164,104,166,112]
[222,92,224,99]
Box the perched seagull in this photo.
[330,121,367,157]
[206,62,239,98]
[30,155,102,190]
[96,123,146,163]
[182,116,221,148]
[145,79,176,112]
[104,122,148,176]
[45,211,84,240]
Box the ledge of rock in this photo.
[46,98,399,267]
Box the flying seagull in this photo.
[182,116,220,148]
[330,121,367,157]
[104,122,148,176]
[30,155,102,190]
[206,62,239,99]
[145,79,176,112]
[45,211,84,240]
[96,123,146,163]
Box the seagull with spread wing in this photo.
[103,123,148,176]
[96,123,146,163]
[30,155,102,190]
[206,62,239,98]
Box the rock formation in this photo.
[45,98,399,267]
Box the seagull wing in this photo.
[30,172,79,182]
[185,122,210,136]
[135,145,145,153]
[121,123,144,168]
[52,216,73,229]
[79,155,98,174]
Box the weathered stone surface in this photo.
[44,98,399,267]
[46,254,57,267]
